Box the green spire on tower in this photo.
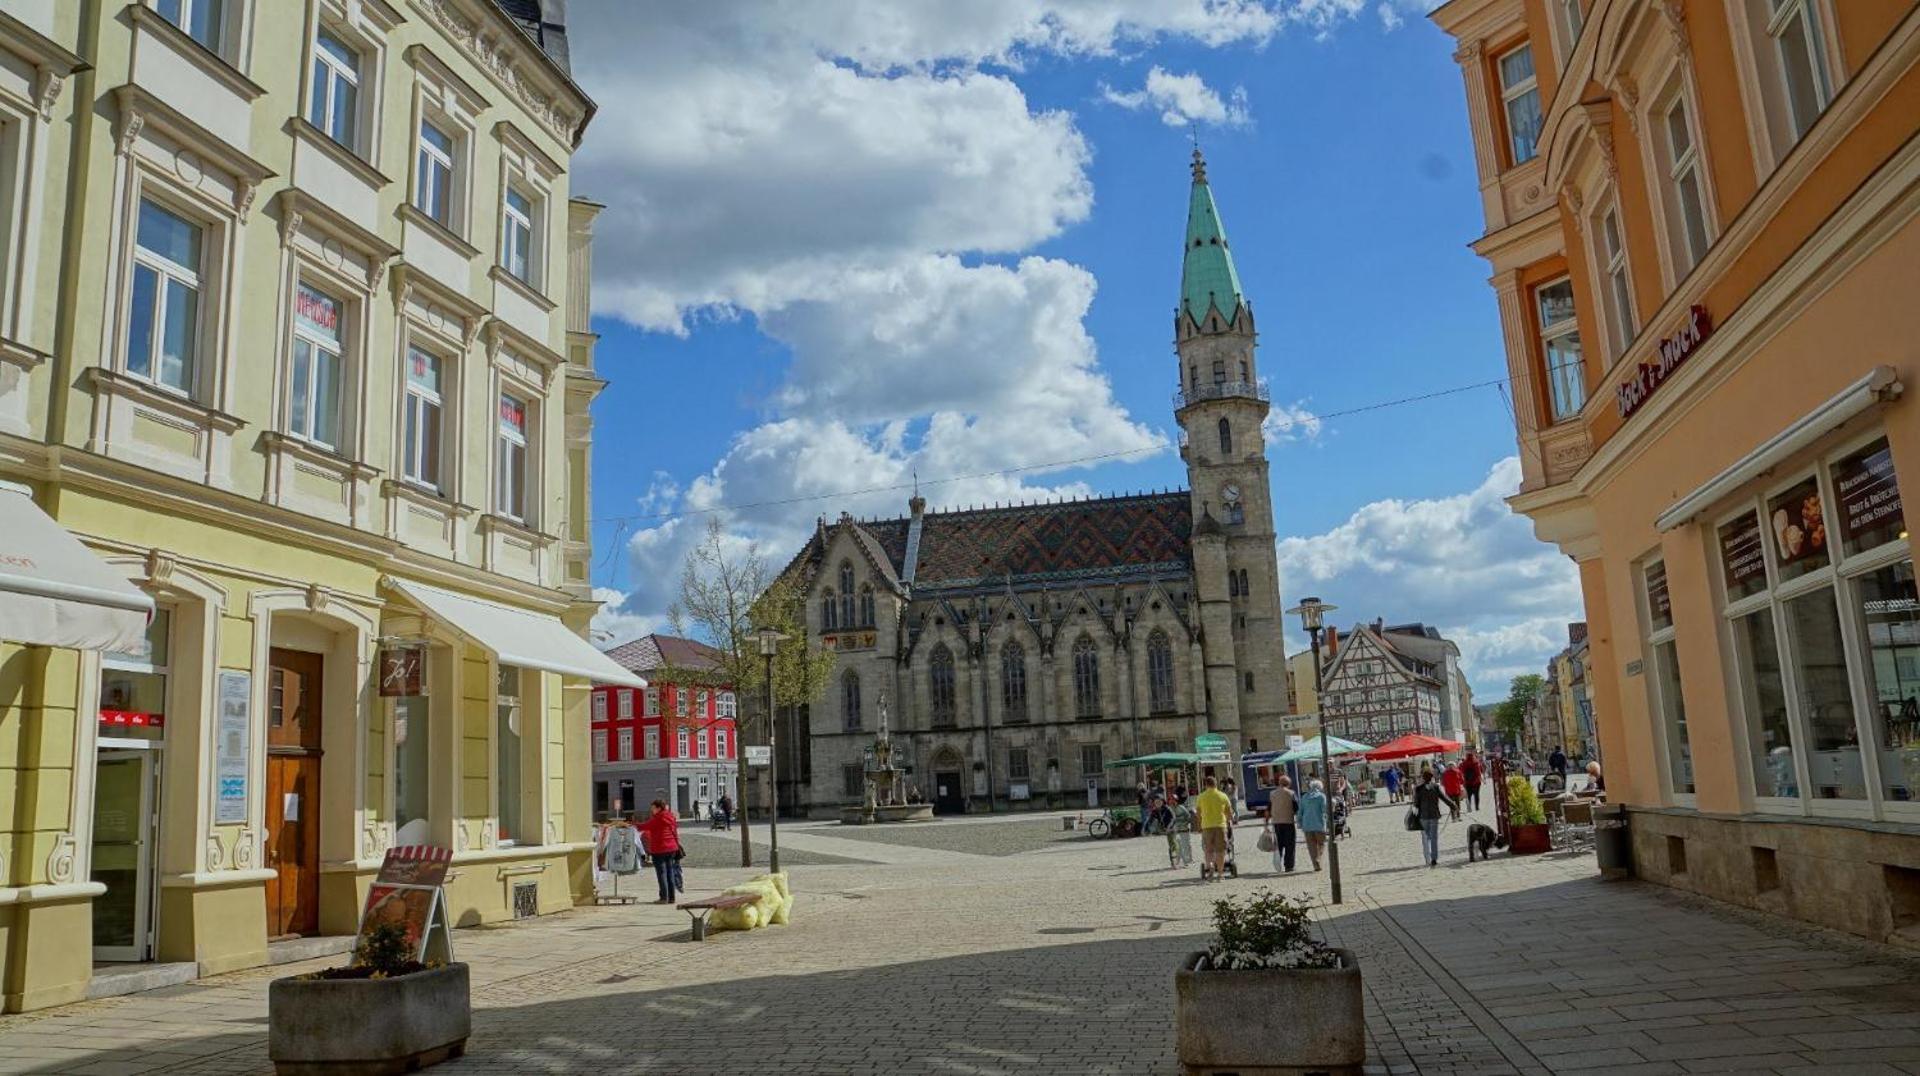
[1180,147,1245,328]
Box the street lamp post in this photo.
[750,627,786,874]
[1287,597,1342,906]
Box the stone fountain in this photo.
[840,692,935,825]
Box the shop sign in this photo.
[1616,305,1713,419]
[99,709,164,729]
[1833,438,1905,555]
[745,745,772,767]
[295,285,340,340]
[379,644,426,697]
[215,670,250,825]
[1718,512,1767,599]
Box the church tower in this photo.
[1176,148,1286,746]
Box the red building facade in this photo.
[591,634,737,818]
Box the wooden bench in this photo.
[678,893,759,941]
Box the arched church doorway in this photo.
[931,747,966,815]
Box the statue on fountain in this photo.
[841,691,933,825]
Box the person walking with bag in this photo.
[1264,775,1299,873]
[1298,779,1329,871]
[1412,769,1456,868]
[636,799,683,904]
[1461,752,1484,812]
[1440,763,1466,822]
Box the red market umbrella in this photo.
[1365,734,1462,762]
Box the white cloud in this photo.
[1100,67,1252,128]
[590,587,669,649]
[1377,4,1405,31]
[1263,401,1323,443]
[1276,457,1583,695]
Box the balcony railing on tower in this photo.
[1174,380,1270,409]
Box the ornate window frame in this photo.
[401,45,488,250]
[1723,0,1846,176]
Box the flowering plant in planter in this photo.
[1205,889,1341,971]
[1506,775,1552,855]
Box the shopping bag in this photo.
[1255,827,1276,853]
[1404,807,1421,832]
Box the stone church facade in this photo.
[773,152,1289,815]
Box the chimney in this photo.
[1373,617,1384,634]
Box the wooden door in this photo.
[265,648,323,938]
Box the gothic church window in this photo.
[1218,418,1232,456]
[1147,630,1176,713]
[823,589,838,629]
[1244,672,1255,693]
[1002,642,1028,723]
[859,585,875,627]
[1073,635,1101,718]
[1228,572,1239,597]
[842,669,861,730]
[1212,359,1226,384]
[839,561,856,627]
[930,644,957,727]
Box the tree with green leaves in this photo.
[669,517,833,866]
[1495,673,1546,747]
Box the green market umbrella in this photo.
[1105,751,1204,769]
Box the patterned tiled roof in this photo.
[881,492,1191,592]
[601,633,725,675]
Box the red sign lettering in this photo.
[1616,305,1713,419]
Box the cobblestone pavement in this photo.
[2,802,1917,1075]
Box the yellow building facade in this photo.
[0,0,629,1011]
[1436,0,1920,942]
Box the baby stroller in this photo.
[1200,821,1240,881]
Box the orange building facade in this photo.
[1434,0,1920,942]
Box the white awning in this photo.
[0,483,153,651]
[386,578,646,688]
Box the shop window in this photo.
[1536,278,1583,421]
[1497,43,1543,166]
[496,665,522,844]
[1640,559,1694,796]
[1767,476,1830,584]
[1783,587,1864,798]
[1852,558,1917,804]
[395,690,429,832]
[100,609,171,742]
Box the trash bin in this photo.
[1594,804,1632,880]
[1062,816,1076,832]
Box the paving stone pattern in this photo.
[0,806,1917,1074]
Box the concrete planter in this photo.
[1174,949,1364,1076]
[268,963,470,1075]
[1509,822,1552,855]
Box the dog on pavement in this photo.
[1467,823,1508,862]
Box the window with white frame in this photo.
[1660,90,1712,274]
[645,686,659,715]
[158,0,225,53]
[718,691,736,718]
[644,727,659,758]
[591,692,606,722]
[676,727,689,757]
[126,198,204,395]
[696,730,709,758]
[501,185,535,284]
[288,283,343,449]
[1715,437,1915,810]
[696,689,709,717]
[414,119,456,227]
[1556,0,1583,52]
[401,347,444,490]
[617,690,633,719]
[716,728,728,758]
[591,728,607,762]
[1536,278,1584,421]
[617,727,633,761]
[496,390,529,521]
[1597,203,1637,357]
[1765,0,1833,142]
[308,28,361,149]
[1639,558,1694,795]
[675,688,688,717]
[1498,44,1543,166]
[100,608,171,743]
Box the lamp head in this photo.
[749,627,787,657]
[1286,597,1336,632]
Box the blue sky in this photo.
[567,1,1582,696]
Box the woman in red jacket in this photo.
[1440,764,1467,822]
[636,800,683,904]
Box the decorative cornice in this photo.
[1582,100,1618,180]
[1658,0,1690,53]
[1612,75,1641,136]
[1452,40,1482,67]
[413,0,589,147]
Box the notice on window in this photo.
[1768,477,1828,577]
[215,670,250,825]
[1833,438,1904,556]
[1718,512,1767,600]
[1645,560,1673,631]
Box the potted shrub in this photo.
[1506,775,1552,855]
[1174,889,1363,1075]
[268,923,470,1074]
